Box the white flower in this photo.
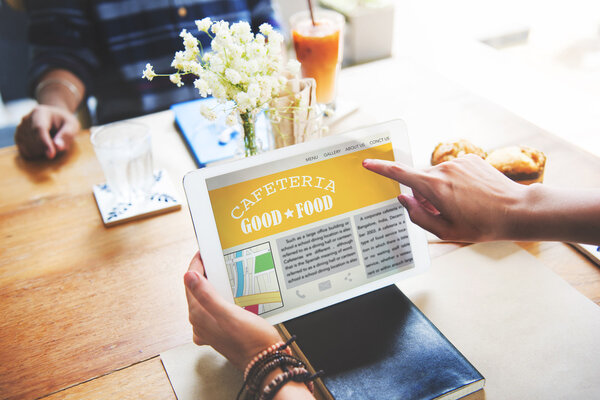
[144,18,290,119]
[225,112,238,126]
[180,29,196,48]
[194,78,211,97]
[266,30,283,49]
[231,21,253,43]
[200,103,218,120]
[212,83,227,102]
[170,72,183,87]
[211,20,230,36]
[225,68,242,85]
[259,23,274,36]
[142,63,156,81]
[254,33,266,46]
[235,91,252,112]
[171,51,186,70]
[189,61,204,76]
[195,17,211,32]
[247,82,260,101]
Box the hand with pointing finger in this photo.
[362,155,529,243]
[362,155,600,245]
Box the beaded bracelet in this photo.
[246,356,306,396]
[238,353,304,400]
[238,336,324,400]
[245,352,303,383]
[244,352,291,383]
[243,336,296,380]
[258,367,318,400]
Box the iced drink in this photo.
[291,10,344,106]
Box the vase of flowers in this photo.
[239,110,259,156]
[143,18,299,156]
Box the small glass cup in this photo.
[290,9,345,111]
[91,121,154,203]
[270,105,325,148]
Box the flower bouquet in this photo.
[143,18,300,156]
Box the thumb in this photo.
[37,127,57,159]
[184,270,202,292]
[398,194,449,239]
[184,271,230,316]
[53,125,77,152]
[52,128,71,151]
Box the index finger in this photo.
[362,159,430,195]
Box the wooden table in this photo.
[1,57,599,400]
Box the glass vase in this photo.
[240,111,259,157]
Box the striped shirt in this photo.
[25,0,280,124]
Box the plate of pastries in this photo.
[431,139,546,185]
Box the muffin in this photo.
[431,139,487,165]
[485,146,546,185]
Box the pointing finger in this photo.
[362,159,431,196]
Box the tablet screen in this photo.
[184,120,429,324]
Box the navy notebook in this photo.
[171,98,270,167]
[281,285,485,399]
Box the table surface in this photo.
[1,56,600,400]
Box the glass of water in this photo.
[91,121,154,203]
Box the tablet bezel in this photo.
[183,119,430,324]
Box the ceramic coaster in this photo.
[571,243,600,266]
[93,169,181,227]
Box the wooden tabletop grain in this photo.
[1,58,599,400]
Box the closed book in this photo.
[280,285,484,399]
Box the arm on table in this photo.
[16,1,97,160]
[363,155,600,245]
[15,69,83,160]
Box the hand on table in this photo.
[15,105,80,160]
[363,155,528,243]
[184,252,283,370]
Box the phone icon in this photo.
[295,290,306,299]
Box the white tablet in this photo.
[183,120,430,324]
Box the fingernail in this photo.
[185,271,200,287]
[362,159,371,166]
[54,137,64,149]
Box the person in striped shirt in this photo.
[15,0,280,160]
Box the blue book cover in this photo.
[171,98,270,167]
[282,285,485,399]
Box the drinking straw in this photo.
[307,0,316,26]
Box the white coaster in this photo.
[93,169,181,227]
[571,243,600,266]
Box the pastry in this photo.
[431,139,486,165]
[485,146,546,185]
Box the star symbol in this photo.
[284,209,294,219]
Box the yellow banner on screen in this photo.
[209,143,400,249]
